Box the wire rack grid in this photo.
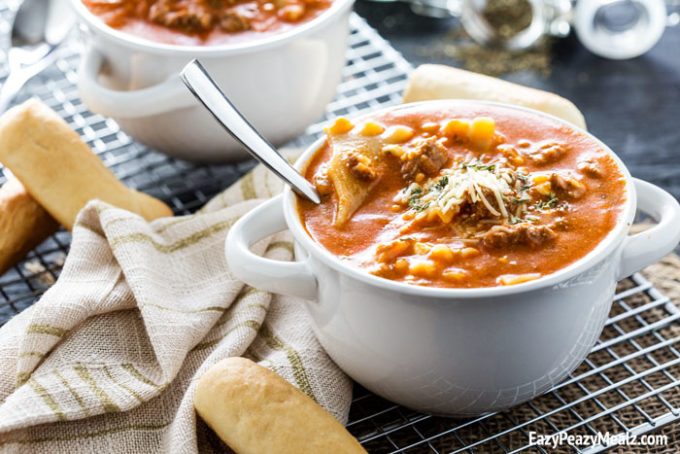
[0,9,411,321]
[1,4,679,453]
[349,272,680,453]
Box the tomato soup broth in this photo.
[82,0,332,46]
[298,105,627,288]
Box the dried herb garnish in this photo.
[408,187,429,212]
[461,157,496,172]
[536,193,559,210]
[409,199,430,212]
[509,214,523,225]
[433,176,449,191]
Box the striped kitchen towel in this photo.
[0,156,352,453]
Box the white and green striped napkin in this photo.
[0,155,352,453]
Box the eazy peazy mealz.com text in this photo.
[528,431,668,450]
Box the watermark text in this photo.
[528,431,668,449]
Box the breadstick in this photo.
[403,64,587,130]
[195,357,367,454]
[0,99,172,230]
[0,178,59,274]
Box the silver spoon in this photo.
[0,0,74,113]
[180,59,321,204]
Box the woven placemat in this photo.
[624,254,680,453]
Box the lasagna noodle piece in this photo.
[327,133,383,226]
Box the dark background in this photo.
[355,1,680,201]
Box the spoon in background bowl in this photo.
[180,59,321,204]
[0,0,74,113]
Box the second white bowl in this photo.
[71,0,354,161]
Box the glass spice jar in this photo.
[396,0,672,59]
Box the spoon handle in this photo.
[180,60,321,204]
[0,45,60,114]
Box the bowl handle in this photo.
[226,195,318,300]
[77,45,196,119]
[617,178,680,280]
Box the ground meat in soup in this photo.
[482,224,557,249]
[400,138,448,180]
[82,0,333,46]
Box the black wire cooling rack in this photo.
[1,4,679,453]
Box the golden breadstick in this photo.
[403,64,587,130]
[0,178,59,275]
[0,100,172,230]
[195,358,367,454]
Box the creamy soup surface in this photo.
[298,104,627,288]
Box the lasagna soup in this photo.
[82,0,332,46]
[298,104,627,288]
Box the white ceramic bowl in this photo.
[226,101,680,415]
[70,0,354,161]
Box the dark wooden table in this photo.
[355,1,680,202]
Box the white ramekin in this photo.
[225,100,680,416]
[70,0,354,161]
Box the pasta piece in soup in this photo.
[322,119,384,226]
